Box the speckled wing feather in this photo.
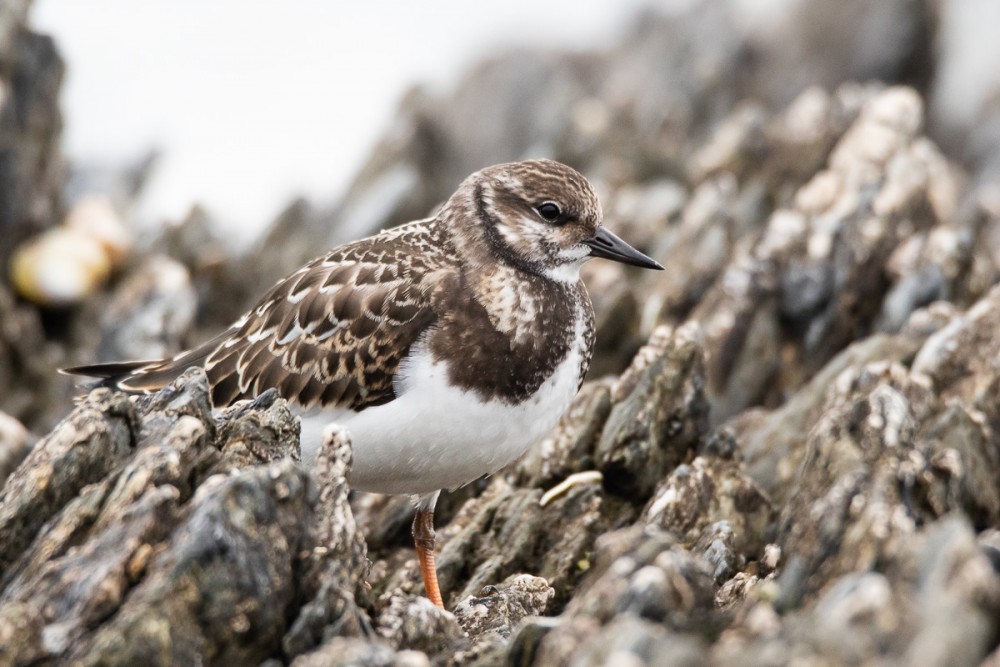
[203,231,446,410]
[70,220,453,411]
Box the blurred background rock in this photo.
[4,0,1000,665]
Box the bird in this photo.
[64,159,663,608]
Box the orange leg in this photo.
[412,506,444,608]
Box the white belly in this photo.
[298,324,587,496]
[350,337,584,494]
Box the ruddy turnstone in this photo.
[65,159,662,608]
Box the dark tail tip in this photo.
[60,360,162,389]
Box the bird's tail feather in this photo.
[62,332,227,394]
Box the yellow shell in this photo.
[10,228,112,307]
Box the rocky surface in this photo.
[5,0,1000,665]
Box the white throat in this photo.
[542,257,588,283]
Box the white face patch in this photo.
[541,245,591,283]
[470,166,604,283]
[495,221,523,247]
[495,213,558,265]
[542,257,588,283]
[557,244,592,262]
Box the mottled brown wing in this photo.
[201,233,446,410]
[63,220,453,407]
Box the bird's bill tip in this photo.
[583,226,663,270]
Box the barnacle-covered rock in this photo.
[283,425,370,657]
[0,388,138,578]
[65,460,315,665]
[452,574,554,645]
[643,451,772,560]
[596,323,708,500]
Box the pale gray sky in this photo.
[33,0,668,239]
[34,1,999,240]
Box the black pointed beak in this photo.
[583,226,664,270]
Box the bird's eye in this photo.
[536,202,561,221]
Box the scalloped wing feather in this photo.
[66,219,453,412]
[202,228,449,410]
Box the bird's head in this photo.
[448,159,662,281]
